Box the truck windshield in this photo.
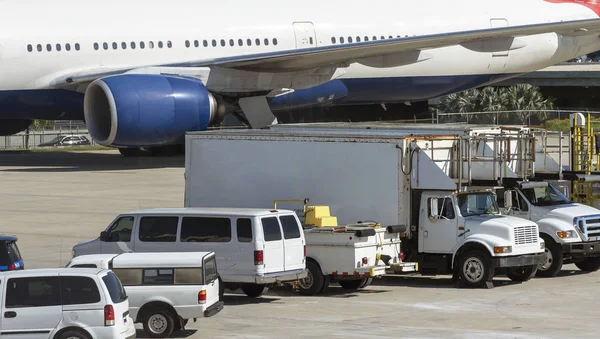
[457,192,499,217]
[520,184,571,206]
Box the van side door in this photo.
[101,215,135,254]
[259,216,285,273]
[278,214,305,272]
[134,215,180,253]
[1,275,63,339]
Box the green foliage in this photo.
[431,84,554,124]
[542,118,600,132]
[30,120,54,130]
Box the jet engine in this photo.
[83,74,222,147]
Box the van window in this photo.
[280,215,302,239]
[60,276,101,305]
[105,216,134,242]
[204,255,218,283]
[102,272,127,303]
[70,264,98,268]
[6,277,61,308]
[112,268,143,285]
[180,217,231,242]
[236,218,253,242]
[139,216,178,242]
[261,217,282,241]
[143,269,174,285]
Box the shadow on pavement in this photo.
[0,150,184,172]
[372,274,524,289]
[136,329,197,338]
[221,294,283,306]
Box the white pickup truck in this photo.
[296,210,416,295]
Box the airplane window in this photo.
[356,37,361,42]
[381,36,385,39]
[331,37,336,44]
[255,38,260,46]
[46,44,52,52]
[37,44,42,52]
[364,36,369,41]
[27,44,32,52]
[185,40,190,48]
[388,35,393,39]
[247,39,252,46]
[93,43,99,50]
[264,38,269,46]
[203,40,207,47]
[112,42,118,50]
[121,42,127,49]
[66,44,71,51]
[340,37,344,43]
[373,36,377,40]
[75,43,80,51]
[158,41,163,48]
[212,40,216,47]
[227,39,232,47]
[348,37,352,43]
[140,41,145,49]
[238,39,243,46]
[56,44,61,51]
[309,37,314,44]
[273,38,278,45]
[103,42,108,50]
[131,42,136,49]
[194,40,199,48]
[149,41,154,49]
[220,39,225,47]
[167,41,172,48]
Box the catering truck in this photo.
[183,123,546,288]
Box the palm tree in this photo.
[504,84,553,124]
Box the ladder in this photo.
[570,113,600,206]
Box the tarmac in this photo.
[0,149,598,339]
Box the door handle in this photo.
[4,311,16,318]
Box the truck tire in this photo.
[536,235,563,277]
[338,279,363,290]
[241,284,269,298]
[298,261,326,295]
[358,277,373,288]
[575,257,600,272]
[142,309,175,338]
[506,265,537,282]
[457,250,494,288]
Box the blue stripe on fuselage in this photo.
[0,74,521,121]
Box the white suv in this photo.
[0,268,136,339]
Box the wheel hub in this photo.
[299,270,314,289]
[149,314,167,334]
[538,247,553,271]
[463,257,484,283]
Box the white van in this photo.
[72,207,308,297]
[66,252,223,338]
[0,268,136,339]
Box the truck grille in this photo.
[576,215,600,240]
[514,225,538,245]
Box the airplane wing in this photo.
[55,18,600,86]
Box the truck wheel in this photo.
[298,261,326,295]
[338,279,363,290]
[241,284,268,298]
[458,250,494,288]
[575,257,600,272]
[143,309,175,338]
[358,277,373,288]
[536,236,563,277]
[506,265,537,282]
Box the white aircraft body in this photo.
[0,0,599,156]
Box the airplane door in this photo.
[293,22,317,49]
[490,19,509,57]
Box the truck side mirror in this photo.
[430,199,440,218]
[100,231,109,242]
[504,191,513,210]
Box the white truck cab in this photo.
[0,268,136,339]
[499,181,600,276]
[72,207,308,298]
[66,252,223,338]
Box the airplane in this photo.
[1,0,600,156]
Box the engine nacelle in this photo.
[83,74,218,147]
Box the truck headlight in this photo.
[494,246,512,254]
[557,231,577,239]
[540,241,545,250]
